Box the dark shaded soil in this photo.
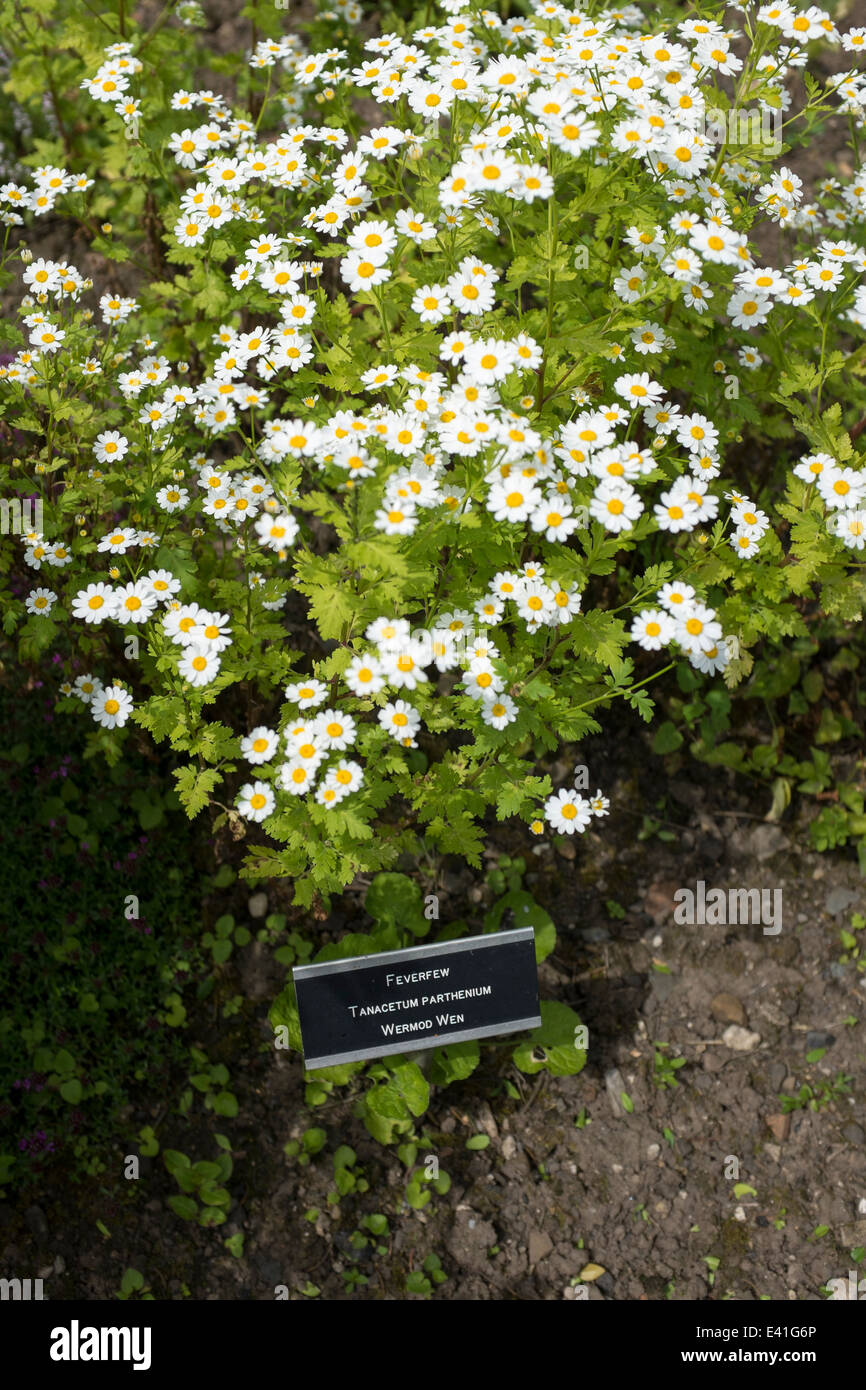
[2,701,864,1302]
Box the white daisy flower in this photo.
[378,699,421,743]
[311,708,357,751]
[178,646,221,686]
[630,608,675,651]
[241,726,280,764]
[237,780,275,821]
[544,789,593,835]
[114,581,158,624]
[25,587,57,616]
[92,684,133,728]
[284,678,327,709]
[72,582,116,624]
[93,430,129,463]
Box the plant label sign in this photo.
[293,927,541,1070]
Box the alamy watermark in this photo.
[673,880,782,935]
[827,1270,866,1300]
[702,106,782,155]
[49,1322,152,1371]
[0,496,43,535]
[0,1275,45,1300]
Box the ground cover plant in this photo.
[0,659,208,1190]
[2,0,866,1267]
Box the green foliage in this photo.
[116,1268,153,1301]
[653,1044,687,1090]
[512,1001,587,1077]
[655,625,866,874]
[283,1126,327,1165]
[0,670,204,1190]
[163,1143,234,1227]
[365,873,431,939]
[187,1048,239,1119]
[405,1253,449,1298]
[779,1074,853,1114]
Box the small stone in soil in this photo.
[765,1113,791,1142]
[650,972,676,1004]
[528,1230,554,1265]
[579,925,610,943]
[644,880,678,925]
[710,992,747,1026]
[768,1061,787,1091]
[805,1029,835,1051]
[839,1220,866,1246]
[703,1052,726,1074]
[824,887,859,916]
[722,1024,761,1051]
[604,1067,629,1117]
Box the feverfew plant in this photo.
[2,0,866,905]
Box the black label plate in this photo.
[293,927,541,1069]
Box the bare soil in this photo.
[2,704,864,1302]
